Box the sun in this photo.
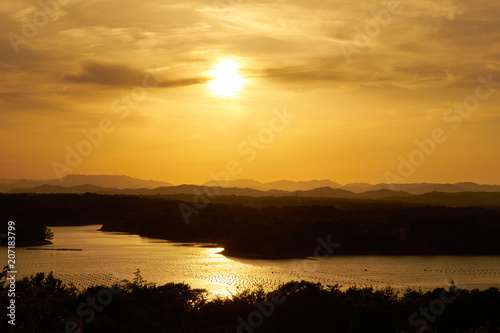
[208,61,246,97]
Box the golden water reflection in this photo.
[11,225,500,298]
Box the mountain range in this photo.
[2,174,500,207]
[0,174,172,190]
[2,175,500,193]
[216,179,500,194]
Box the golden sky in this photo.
[1,0,500,185]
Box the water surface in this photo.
[11,225,500,297]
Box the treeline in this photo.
[1,270,499,332]
[1,193,500,258]
[0,219,52,246]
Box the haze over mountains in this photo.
[206,179,344,192]
[218,179,500,194]
[2,174,500,194]
[0,174,172,191]
[2,175,500,207]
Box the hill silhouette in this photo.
[6,184,500,207]
[206,179,500,193]
[4,175,500,195]
[0,174,172,190]
[358,189,412,199]
[2,193,500,258]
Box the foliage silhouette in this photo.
[1,193,499,258]
[1,270,499,332]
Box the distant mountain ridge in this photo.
[0,174,172,190]
[214,179,500,194]
[2,175,500,199]
[203,179,342,191]
[5,184,500,207]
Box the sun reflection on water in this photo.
[16,226,500,299]
[209,247,225,257]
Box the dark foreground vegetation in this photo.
[1,193,500,258]
[1,270,499,333]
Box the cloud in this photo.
[158,77,210,88]
[65,61,209,87]
[65,62,146,86]
[2,0,500,183]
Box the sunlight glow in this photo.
[208,61,246,97]
[209,247,225,257]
